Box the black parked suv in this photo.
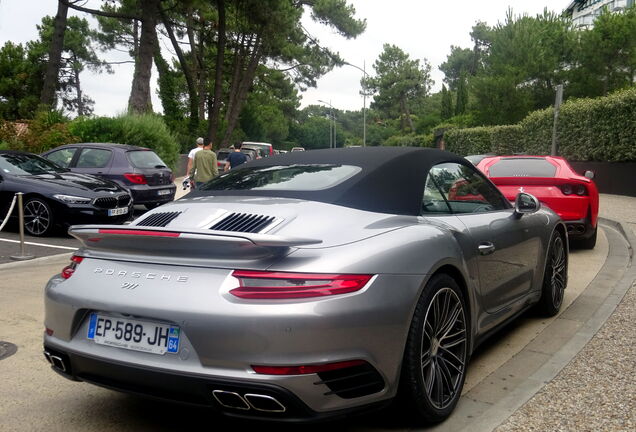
[42,143,176,209]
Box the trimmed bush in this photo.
[383,134,433,147]
[69,114,180,170]
[443,86,636,162]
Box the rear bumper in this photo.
[128,184,176,205]
[564,218,595,238]
[42,344,390,422]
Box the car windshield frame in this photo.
[0,152,68,176]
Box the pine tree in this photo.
[441,85,453,119]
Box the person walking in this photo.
[224,142,248,172]
[189,139,218,189]
[186,137,204,180]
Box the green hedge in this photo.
[69,114,180,170]
[444,86,636,162]
[383,134,434,147]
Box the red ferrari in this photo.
[476,156,599,249]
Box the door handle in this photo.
[478,242,496,255]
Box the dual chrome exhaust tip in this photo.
[212,390,286,413]
[43,350,67,373]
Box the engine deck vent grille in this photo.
[210,213,276,233]
[136,211,182,227]
[315,363,385,399]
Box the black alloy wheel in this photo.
[402,274,469,423]
[537,231,567,316]
[23,198,54,236]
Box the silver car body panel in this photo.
[43,150,566,419]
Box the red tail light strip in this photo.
[124,173,148,184]
[252,360,366,375]
[61,255,84,279]
[230,270,372,299]
[97,229,180,237]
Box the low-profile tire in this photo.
[402,274,469,424]
[23,197,55,237]
[536,231,567,316]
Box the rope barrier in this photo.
[0,193,18,232]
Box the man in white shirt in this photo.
[186,137,204,186]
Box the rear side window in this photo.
[76,148,112,168]
[45,148,77,168]
[489,158,557,178]
[127,150,167,169]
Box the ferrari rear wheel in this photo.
[536,231,567,316]
[402,274,469,423]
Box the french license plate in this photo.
[157,189,171,196]
[87,313,180,355]
[108,207,128,216]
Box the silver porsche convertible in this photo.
[43,147,567,423]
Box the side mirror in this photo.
[584,170,595,180]
[514,192,540,216]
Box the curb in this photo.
[0,252,72,271]
[429,219,635,432]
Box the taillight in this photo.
[575,185,587,195]
[252,360,366,375]
[230,270,372,299]
[561,184,573,195]
[561,184,587,196]
[61,255,84,279]
[124,173,147,184]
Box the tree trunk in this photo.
[207,0,227,147]
[128,0,160,114]
[40,0,68,108]
[72,56,84,116]
[160,8,198,129]
[221,39,262,147]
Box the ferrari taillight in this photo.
[61,255,84,279]
[230,270,372,299]
[561,184,587,196]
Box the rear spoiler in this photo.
[70,225,322,247]
[68,225,321,263]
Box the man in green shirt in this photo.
[189,140,218,188]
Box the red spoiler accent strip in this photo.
[97,229,180,237]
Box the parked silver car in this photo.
[43,147,567,423]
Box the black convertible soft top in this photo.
[192,147,472,216]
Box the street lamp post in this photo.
[343,61,369,147]
[318,99,337,148]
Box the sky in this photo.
[0,0,568,116]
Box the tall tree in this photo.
[0,42,44,119]
[569,5,636,97]
[61,0,154,113]
[363,44,433,132]
[440,46,473,91]
[455,72,468,116]
[31,16,111,116]
[40,0,69,108]
[440,84,453,120]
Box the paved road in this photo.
[0,228,609,431]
